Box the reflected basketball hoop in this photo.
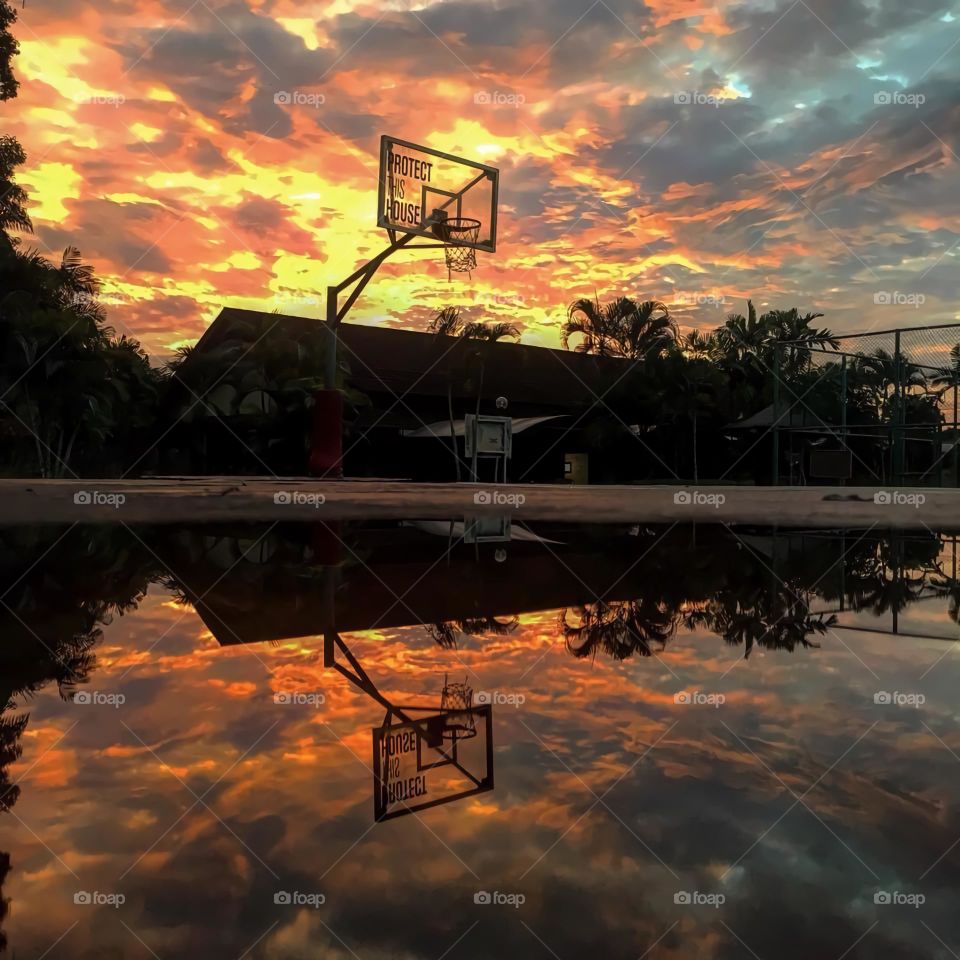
[439,674,478,740]
[325,631,493,822]
[373,702,493,821]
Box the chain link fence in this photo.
[772,324,960,487]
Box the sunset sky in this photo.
[8,0,960,359]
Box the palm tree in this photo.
[715,300,768,368]
[427,307,467,479]
[766,307,838,377]
[428,309,520,480]
[463,320,521,343]
[682,329,717,361]
[428,305,465,338]
[562,296,676,359]
[851,348,928,421]
[462,322,519,473]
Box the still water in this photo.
[1,521,959,958]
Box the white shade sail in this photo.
[401,415,566,438]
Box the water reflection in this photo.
[324,630,494,821]
[0,521,957,958]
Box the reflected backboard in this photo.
[377,136,499,252]
[373,705,494,821]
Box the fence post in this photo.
[771,346,780,485]
[840,354,848,486]
[954,377,959,488]
[892,330,903,486]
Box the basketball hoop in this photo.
[432,216,481,281]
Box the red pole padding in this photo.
[309,389,343,478]
[311,522,343,564]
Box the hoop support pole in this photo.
[323,232,417,391]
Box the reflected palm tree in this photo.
[0,850,9,952]
[923,545,960,626]
[930,577,960,626]
[0,705,27,952]
[842,538,930,617]
[425,615,519,649]
[0,526,159,954]
[559,599,679,660]
[685,593,836,658]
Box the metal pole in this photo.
[840,531,845,613]
[840,354,848,486]
[325,285,338,390]
[772,346,780,485]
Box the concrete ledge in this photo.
[0,479,953,528]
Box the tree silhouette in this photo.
[559,598,678,660]
[425,615,519,649]
[563,296,676,359]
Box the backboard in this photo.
[378,136,499,252]
[373,704,494,821]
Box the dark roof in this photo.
[198,308,635,409]
[727,404,832,429]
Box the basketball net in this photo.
[430,213,481,281]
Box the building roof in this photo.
[727,403,832,430]
[196,308,637,409]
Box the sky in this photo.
[7,0,960,359]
